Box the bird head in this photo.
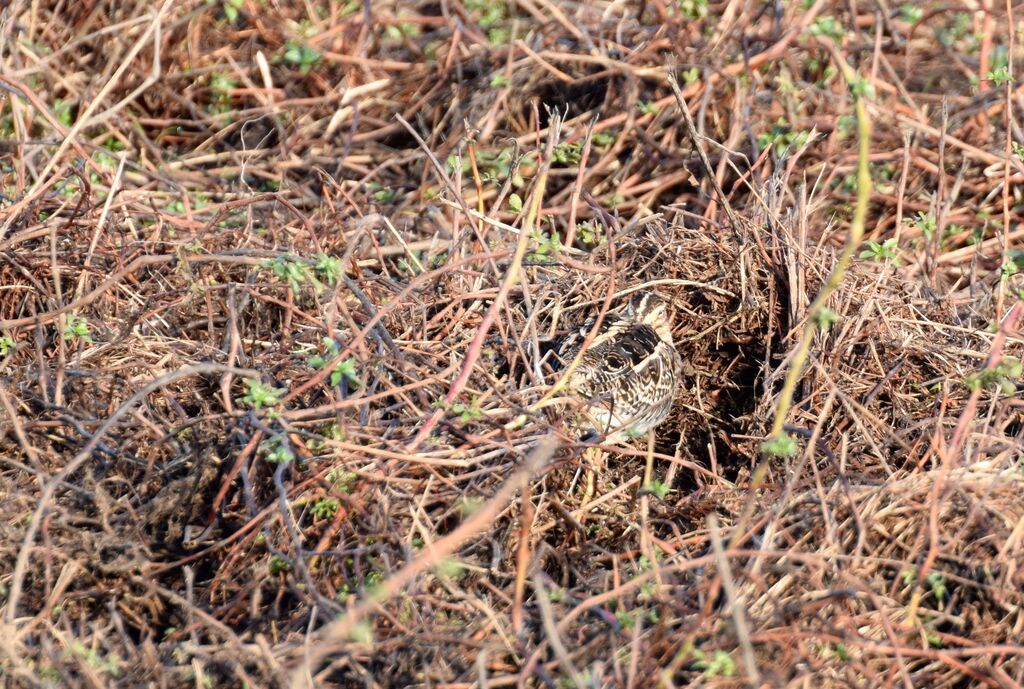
[625,292,673,341]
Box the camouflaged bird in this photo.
[556,292,682,442]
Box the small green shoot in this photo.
[576,221,603,246]
[757,118,811,157]
[208,72,237,113]
[760,432,799,457]
[68,641,121,678]
[808,15,845,41]
[988,65,1012,87]
[311,498,340,520]
[240,379,283,409]
[899,4,923,23]
[326,468,357,492]
[0,335,15,356]
[637,100,659,116]
[451,399,482,423]
[221,0,244,23]
[906,211,937,239]
[508,192,523,212]
[552,141,582,165]
[269,554,291,575]
[591,130,616,147]
[261,435,294,464]
[815,307,840,330]
[265,256,322,293]
[642,480,672,500]
[676,0,708,20]
[693,649,736,678]
[965,357,1022,395]
[859,237,899,263]
[308,339,362,387]
[283,39,321,73]
[313,253,343,285]
[63,315,92,343]
[926,572,947,601]
[527,230,561,262]
[52,98,73,128]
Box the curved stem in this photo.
[768,76,872,441]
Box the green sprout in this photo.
[0,335,15,356]
[240,379,283,409]
[269,554,291,574]
[527,230,561,262]
[808,15,845,41]
[221,0,244,23]
[899,4,923,23]
[814,307,840,330]
[261,434,295,464]
[576,221,603,246]
[926,572,947,601]
[265,256,321,293]
[641,480,672,500]
[382,13,419,41]
[693,649,736,678]
[988,65,1012,87]
[451,399,482,423]
[68,641,121,678]
[326,468,357,492]
[313,253,343,285]
[859,237,899,263]
[63,315,92,343]
[283,39,321,73]
[906,211,937,239]
[552,141,583,165]
[508,192,523,212]
[465,0,508,43]
[637,100,659,116]
[311,498,340,520]
[592,130,617,147]
[760,432,799,458]
[209,72,237,113]
[371,186,396,203]
[965,357,1022,395]
[308,339,362,387]
[757,118,811,157]
[676,0,707,20]
[52,98,73,128]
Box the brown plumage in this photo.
[555,292,682,442]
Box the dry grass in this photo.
[2,1,1024,687]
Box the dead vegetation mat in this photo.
[2,1,1024,687]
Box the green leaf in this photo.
[760,432,799,457]
[814,307,840,329]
